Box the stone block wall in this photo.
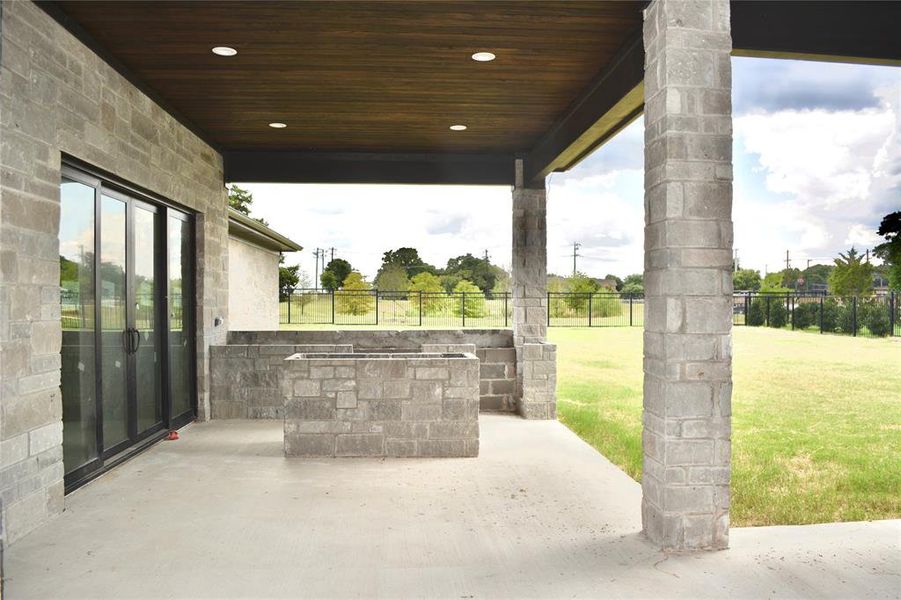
[281,353,479,458]
[224,330,518,414]
[421,343,515,411]
[518,342,557,419]
[0,1,228,544]
[511,159,555,420]
[641,0,733,551]
[210,344,353,418]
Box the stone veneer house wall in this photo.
[1,1,229,543]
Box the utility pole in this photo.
[785,249,791,271]
[865,249,870,263]
[807,259,812,270]
[330,247,336,263]
[572,242,582,276]
[313,248,322,290]
[483,249,490,261]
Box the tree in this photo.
[453,279,485,318]
[604,274,624,292]
[874,211,901,290]
[320,270,339,291]
[336,271,374,315]
[408,272,445,315]
[491,267,512,294]
[227,184,254,215]
[802,264,833,288]
[781,267,802,290]
[443,254,497,294]
[760,272,789,293]
[376,247,436,282]
[828,247,874,297]
[279,261,299,300]
[321,258,352,291]
[374,265,410,293]
[622,273,643,294]
[227,184,269,226]
[564,272,600,311]
[733,269,761,291]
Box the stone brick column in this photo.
[512,159,555,419]
[641,0,733,550]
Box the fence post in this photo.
[852,296,857,336]
[419,291,423,327]
[331,291,335,324]
[375,291,379,326]
[547,292,551,327]
[744,292,750,326]
[287,291,292,324]
[588,293,593,327]
[765,295,770,326]
[504,293,508,328]
[629,293,634,327]
[819,295,824,334]
[461,293,466,327]
[891,291,896,337]
[790,294,795,330]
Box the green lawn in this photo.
[550,326,901,527]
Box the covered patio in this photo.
[5,414,898,598]
[2,0,900,592]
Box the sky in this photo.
[242,57,900,283]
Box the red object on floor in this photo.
[167,430,179,441]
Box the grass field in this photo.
[551,327,901,527]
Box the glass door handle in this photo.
[132,329,141,353]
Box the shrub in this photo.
[836,300,855,334]
[590,294,623,318]
[452,280,485,318]
[792,301,819,329]
[862,301,891,337]
[768,298,789,328]
[336,272,374,316]
[821,299,844,332]
[747,299,765,326]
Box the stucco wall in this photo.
[228,236,280,331]
[0,0,229,543]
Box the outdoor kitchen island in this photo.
[280,352,480,457]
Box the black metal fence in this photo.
[279,289,646,328]
[547,292,644,327]
[732,291,899,338]
[280,289,513,328]
[280,288,899,337]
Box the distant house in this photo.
[228,209,302,330]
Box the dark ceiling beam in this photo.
[224,151,514,186]
[731,1,901,66]
[523,33,645,185]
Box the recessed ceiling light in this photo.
[449,124,467,131]
[268,122,287,129]
[471,51,496,62]
[211,46,237,57]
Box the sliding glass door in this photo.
[60,164,196,489]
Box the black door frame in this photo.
[61,160,198,492]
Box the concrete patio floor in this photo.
[5,414,899,599]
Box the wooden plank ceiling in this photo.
[52,1,643,155]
